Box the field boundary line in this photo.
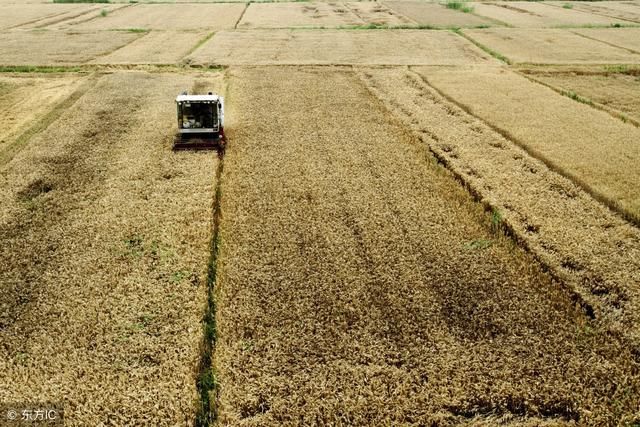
[515,65,640,77]
[0,73,98,166]
[516,61,640,67]
[570,30,640,55]
[353,65,598,320]
[233,2,249,29]
[0,64,226,74]
[409,67,640,227]
[516,70,640,128]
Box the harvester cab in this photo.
[174,91,225,150]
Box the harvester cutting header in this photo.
[174,91,225,150]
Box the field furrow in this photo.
[0,71,221,426]
[213,66,640,426]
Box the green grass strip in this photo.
[0,65,86,73]
[445,0,474,13]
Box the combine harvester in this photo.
[174,91,225,150]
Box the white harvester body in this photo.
[174,92,225,149]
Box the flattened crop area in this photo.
[214,66,640,426]
[383,1,495,27]
[344,2,415,26]
[0,71,220,425]
[188,29,496,65]
[0,30,141,65]
[463,28,640,64]
[237,2,362,29]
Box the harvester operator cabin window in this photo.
[180,102,216,129]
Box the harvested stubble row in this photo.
[0,71,220,425]
[358,65,640,361]
[214,66,640,426]
[421,67,640,221]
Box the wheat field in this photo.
[1,0,640,425]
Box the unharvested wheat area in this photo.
[0,0,639,426]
